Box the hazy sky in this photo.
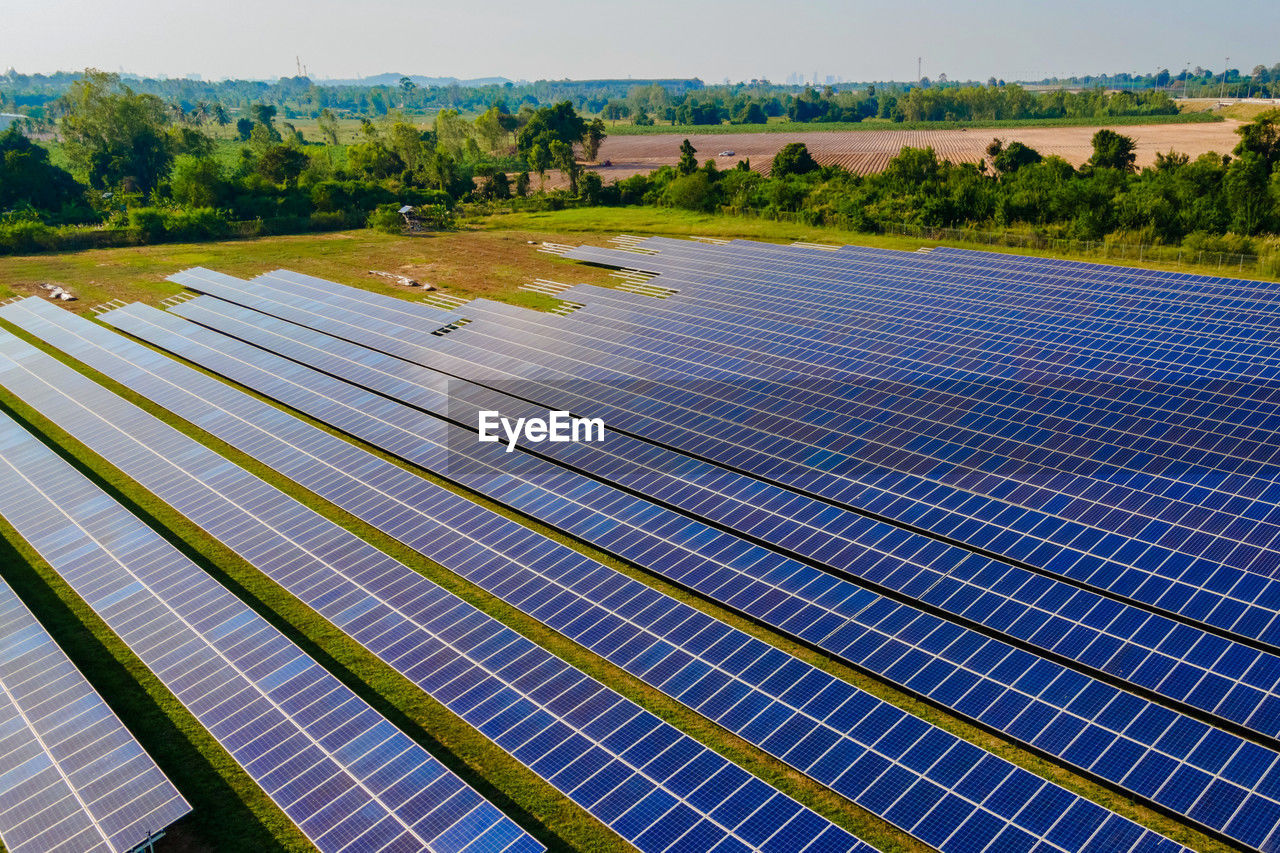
[5,0,1276,83]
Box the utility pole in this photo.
[1219,56,1228,99]
[917,56,922,83]
[1182,61,1190,99]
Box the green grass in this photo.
[604,112,1222,136]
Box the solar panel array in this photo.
[552,239,1280,646]
[159,276,1280,744]
[140,268,1280,849]
[5,229,1276,852]
[0,333,543,853]
[0,309,873,853]
[0,535,189,853]
[4,298,1189,853]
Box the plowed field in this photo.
[544,120,1244,188]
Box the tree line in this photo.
[5,70,1280,267]
[601,114,1280,260]
[0,71,605,251]
[9,62,1279,133]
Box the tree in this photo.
[1088,129,1137,172]
[479,171,510,200]
[987,139,1042,175]
[583,118,607,161]
[550,139,579,194]
[516,101,586,156]
[235,117,253,141]
[399,76,416,105]
[169,154,224,207]
[771,142,819,178]
[389,121,428,172]
[475,104,517,153]
[210,104,229,126]
[1234,109,1280,171]
[317,108,340,146]
[514,171,531,196]
[249,103,278,128]
[528,143,550,185]
[257,144,309,187]
[168,126,214,158]
[677,139,698,176]
[59,70,173,194]
[0,126,85,217]
[1224,152,1270,234]
[433,108,470,155]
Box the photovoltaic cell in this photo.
[0,562,189,853]
[128,284,1280,849]
[152,263,1280,845]
[0,317,868,853]
[0,392,539,853]
[12,297,1191,853]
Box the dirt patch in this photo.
[542,120,1245,188]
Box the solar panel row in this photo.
[555,240,1280,632]
[169,266,1280,663]
[0,384,539,853]
[0,562,189,853]
[170,257,1280,845]
[105,280,1280,846]
[0,317,870,853]
[15,298,1189,853]
[441,294,1280,733]
[185,264,1280,669]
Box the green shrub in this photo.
[127,207,167,242]
[162,207,230,241]
[0,220,57,254]
[367,204,405,234]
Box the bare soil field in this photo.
[543,120,1245,187]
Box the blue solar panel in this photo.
[71,296,1277,848]
[0,313,870,853]
[144,291,1280,740]
[12,296,1194,853]
[149,263,1280,845]
[0,381,540,853]
[554,239,1280,601]
[0,563,190,853]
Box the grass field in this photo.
[0,209,1250,852]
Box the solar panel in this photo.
[0,350,542,853]
[76,300,1279,848]
[153,278,1280,743]
[213,257,1280,661]
[154,266,1280,845]
[0,563,190,853]
[0,318,872,853]
[13,298,1196,853]
[552,240,1280,591]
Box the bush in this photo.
[0,220,57,254]
[127,207,168,242]
[367,204,405,234]
[162,207,230,241]
[661,172,719,212]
